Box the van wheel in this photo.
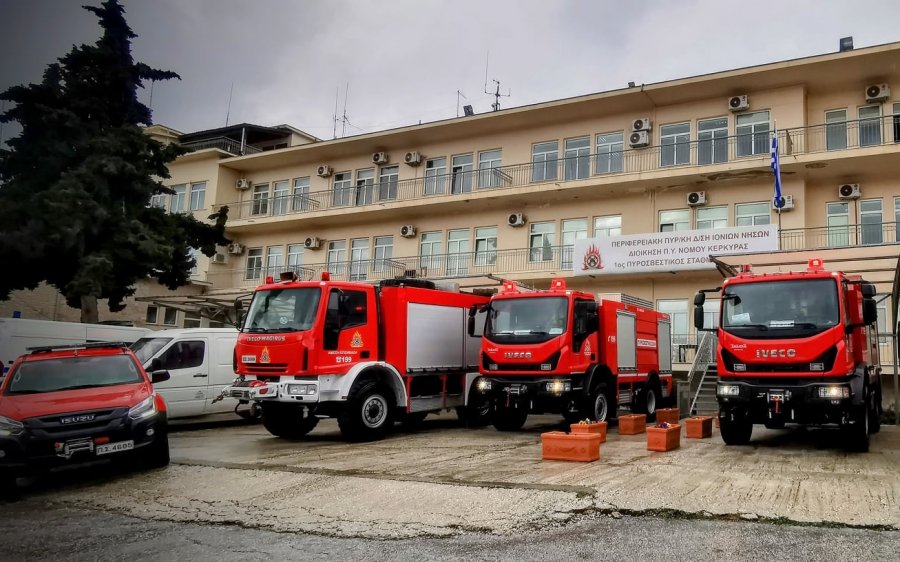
[492,403,528,431]
[338,381,394,442]
[262,403,319,439]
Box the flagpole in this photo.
[772,121,783,247]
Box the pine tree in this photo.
[0,0,229,323]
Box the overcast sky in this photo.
[2,0,900,142]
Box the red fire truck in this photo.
[695,258,882,451]
[221,274,490,441]
[469,279,673,430]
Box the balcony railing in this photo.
[181,137,262,156]
[216,116,900,220]
[780,221,898,250]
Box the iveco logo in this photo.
[504,352,532,359]
[755,349,797,359]
[60,414,96,424]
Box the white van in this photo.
[0,318,150,376]
[130,328,241,419]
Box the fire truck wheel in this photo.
[632,378,661,422]
[843,387,871,453]
[457,398,492,427]
[589,383,613,423]
[492,404,528,431]
[262,403,320,439]
[719,414,753,445]
[870,385,881,435]
[338,381,394,441]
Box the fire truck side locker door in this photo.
[616,311,637,372]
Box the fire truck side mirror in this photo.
[234,299,244,326]
[694,305,705,330]
[862,298,877,326]
[693,292,706,306]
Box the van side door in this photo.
[151,338,209,419]
[204,335,239,414]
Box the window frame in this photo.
[332,171,352,207]
[697,117,728,165]
[659,122,691,167]
[735,202,771,227]
[593,215,622,238]
[595,132,625,175]
[735,110,770,157]
[378,165,399,201]
[564,136,590,180]
[251,183,270,216]
[531,141,559,183]
[245,248,263,280]
[659,209,690,232]
[474,226,498,266]
[696,205,728,230]
[477,149,503,189]
[189,181,207,211]
[528,221,556,263]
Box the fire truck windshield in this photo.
[243,288,321,333]
[722,278,839,338]
[485,296,568,343]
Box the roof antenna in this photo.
[341,83,350,138]
[456,90,467,117]
[483,52,510,112]
[224,81,234,126]
[332,87,339,139]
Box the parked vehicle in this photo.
[695,258,882,451]
[222,273,490,441]
[130,328,242,420]
[0,342,170,496]
[471,279,673,430]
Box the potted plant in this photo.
[541,431,602,462]
[646,421,681,451]
[656,408,680,424]
[618,414,646,435]
[570,419,607,443]
[685,416,713,439]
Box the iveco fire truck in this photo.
[469,279,672,431]
[695,258,882,451]
[222,273,490,441]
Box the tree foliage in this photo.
[0,0,229,321]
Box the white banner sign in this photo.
[573,224,778,275]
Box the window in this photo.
[532,142,558,182]
[735,202,770,227]
[860,199,883,245]
[265,246,284,278]
[895,196,900,239]
[451,154,473,194]
[419,231,442,271]
[272,180,290,215]
[373,236,393,274]
[326,289,367,331]
[251,184,269,215]
[858,105,882,147]
[660,123,691,166]
[287,244,304,273]
[593,215,622,238]
[349,238,369,280]
[424,158,447,195]
[145,305,159,324]
[478,149,503,188]
[149,193,167,209]
[698,118,728,165]
[736,111,770,157]
[825,109,848,151]
[189,182,206,211]
[561,219,587,268]
[183,311,202,329]
[696,206,727,230]
[595,132,624,174]
[378,166,399,201]
[327,240,346,277]
[245,248,263,280]
[702,300,720,332]
[659,209,689,232]
[355,168,375,206]
[564,137,590,180]
[447,229,470,275]
[893,102,900,144]
[474,226,497,266]
[826,202,850,247]
[332,172,352,206]
[656,300,689,360]
[188,247,201,276]
[159,341,204,370]
[529,222,555,262]
[292,177,311,211]
[163,307,178,326]
[170,184,186,213]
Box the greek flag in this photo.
[771,128,783,210]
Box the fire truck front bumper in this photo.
[716,379,854,425]
[221,379,321,404]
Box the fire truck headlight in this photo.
[476,378,492,392]
[540,363,552,371]
[286,384,317,396]
[488,363,498,371]
[717,384,741,397]
[818,386,849,399]
[733,363,746,372]
[810,363,824,372]
[545,380,571,394]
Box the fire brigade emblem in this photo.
[582,244,604,271]
[584,339,592,356]
[260,347,271,364]
[350,331,364,348]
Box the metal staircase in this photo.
[687,332,719,416]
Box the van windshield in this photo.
[243,288,321,333]
[130,337,173,365]
[5,355,144,395]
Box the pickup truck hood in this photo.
[0,382,151,421]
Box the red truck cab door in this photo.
[317,286,378,373]
[570,298,599,372]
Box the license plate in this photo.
[96,440,134,456]
[768,392,784,402]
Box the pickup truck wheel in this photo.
[140,431,170,469]
[492,403,528,431]
[262,403,319,439]
[338,381,394,442]
[0,470,19,499]
[720,413,753,445]
[589,383,614,423]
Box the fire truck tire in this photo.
[588,383,614,423]
[262,403,319,439]
[632,378,661,422]
[457,396,492,427]
[338,381,394,441]
[843,384,871,452]
[870,384,881,434]
[493,404,528,431]
[720,414,753,445]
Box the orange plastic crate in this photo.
[541,431,601,462]
[618,414,646,435]
[685,416,713,439]
[647,424,681,451]
[570,421,607,443]
[656,408,680,424]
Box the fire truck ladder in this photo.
[688,331,719,416]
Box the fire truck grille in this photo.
[245,363,288,374]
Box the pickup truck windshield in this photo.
[722,278,839,338]
[485,297,568,343]
[243,288,321,333]
[5,355,144,395]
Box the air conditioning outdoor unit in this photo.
[687,191,707,206]
[211,253,227,264]
[304,236,322,249]
[316,165,333,178]
[227,243,244,255]
[235,178,252,190]
[372,152,389,165]
[632,117,652,132]
[728,95,750,112]
[404,151,422,166]
[864,83,890,103]
[629,130,650,148]
[507,212,526,227]
[400,225,417,238]
[772,194,795,211]
[838,183,861,199]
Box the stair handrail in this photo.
[687,331,718,415]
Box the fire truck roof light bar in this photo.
[808,258,825,272]
[550,278,567,291]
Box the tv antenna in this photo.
[482,52,510,112]
[456,90,468,117]
[224,81,234,126]
[333,83,350,138]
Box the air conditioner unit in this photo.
[772,194,795,211]
[632,117,652,132]
[507,212,526,227]
[838,183,861,199]
[728,95,750,112]
[404,151,422,166]
[400,225,417,238]
[227,243,244,255]
[304,236,322,249]
[372,152,389,165]
[629,130,650,148]
[864,83,890,103]
[211,253,227,264]
[687,191,707,206]
[235,178,252,190]
[316,165,333,178]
